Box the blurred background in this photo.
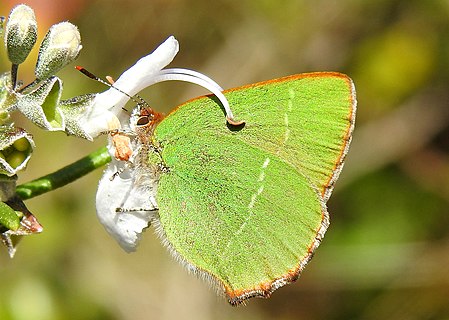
[1,0,449,319]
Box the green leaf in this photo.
[0,201,20,231]
[0,193,43,257]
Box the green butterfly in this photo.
[97,70,356,305]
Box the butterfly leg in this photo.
[109,162,130,181]
[115,207,158,213]
[115,194,159,213]
[115,201,158,213]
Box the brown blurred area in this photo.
[1,1,449,319]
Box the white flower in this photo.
[94,36,237,252]
[96,150,158,252]
[80,36,179,140]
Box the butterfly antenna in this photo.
[75,66,150,109]
[104,75,148,113]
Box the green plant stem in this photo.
[16,146,111,200]
[11,64,18,90]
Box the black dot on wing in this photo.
[226,121,246,132]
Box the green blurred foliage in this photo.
[1,0,449,319]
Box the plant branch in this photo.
[16,146,111,200]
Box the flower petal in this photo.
[80,36,179,139]
[111,36,179,99]
[96,157,157,252]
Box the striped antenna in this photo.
[75,66,149,108]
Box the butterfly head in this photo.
[130,105,164,142]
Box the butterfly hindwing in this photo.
[152,73,355,304]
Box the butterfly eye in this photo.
[136,116,150,126]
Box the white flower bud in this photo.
[4,4,37,65]
[35,22,82,79]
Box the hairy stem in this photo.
[11,64,18,90]
[16,146,111,200]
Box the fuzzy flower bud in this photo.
[35,22,82,79]
[4,4,37,65]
